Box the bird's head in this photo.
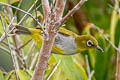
[75,35,104,52]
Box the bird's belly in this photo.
[53,33,77,55]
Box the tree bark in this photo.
[116,42,120,80]
[32,0,87,80]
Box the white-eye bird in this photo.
[13,24,104,55]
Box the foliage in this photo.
[0,0,120,80]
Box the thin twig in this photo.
[29,52,39,70]
[25,42,35,60]
[85,55,94,80]
[85,55,90,75]
[88,71,94,80]
[116,42,120,80]
[115,0,119,10]
[18,0,38,24]
[108,0,120,19]
[0,15,24,69]
[0,45,10,54]
[18,38,32,50]
[0,12,19,70]
[60,0,87,25]
[0,1,43,69]
[34,1,38,20]
[46,60,61,80]
[0,2,46,33]
[115,0,120,19]
[32,0,87,80]
[14,0,39,69]
[0,32,7,42]
[90,24,119,52]
[1,41,15,50]
[0,13,25,70]
[0,17,15,42]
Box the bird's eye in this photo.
[87,40,93,47]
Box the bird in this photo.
[13,24,104,55]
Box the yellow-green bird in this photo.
[13,25,103,55]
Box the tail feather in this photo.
[12,24,42,36]
[13,24,31,35]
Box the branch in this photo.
[0,2,45,33]
[32,0,87,80]
[68,0,88,34]
[61,0,87,25]
[0,45,10,54]
[54,0,66,20]
[18,0,39,24]
[108,0,120,19]
[116,42,120,80]
[41,0,51,20]
[115,0,120,19]
[85,55,94,80]
[90,24,119,52]
[18,38,32,50]
[29,52,39,70]
[0,17,15,42]
[46,60,61,80]
[0,11,20,79]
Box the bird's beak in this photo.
[93,45,104,53]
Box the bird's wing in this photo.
[58,27,78,37]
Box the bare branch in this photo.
[116,42,120,80]
[0,12,20,79]
[0,45,10,54]
[108,0,120,19]
[0,2,45,33]
[61,0,87,24]
[18,38,32,50]
[88,71,94,80]
[115,0,120,19]
[25,42,36,60]
[41,0,51,20]
[1,41,15,50]
[29,52,39,70]
[85,55,90,75]
[0,33,7,42]
[85,55,95,80]
[32,0,87,80]
[0,15,25,69]
[54,0,66,20]
[34,2,38,20]
[18,0,39,24]
[46,60,61,80]
[90,24,119,52]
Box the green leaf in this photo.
[73,59,88,80]
[53,55,83,80]
[17,0,36,22]
[26,70,33,77]
[110,6,119,46]
[5,70,14,80]
[17,70,31,80]
[94,34,110,80]
[0,70,4,80]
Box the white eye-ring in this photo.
[87,40,93,47]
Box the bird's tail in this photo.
[12,24,42,35]
[13,24,31,35]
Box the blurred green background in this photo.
[0,0,120,80]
